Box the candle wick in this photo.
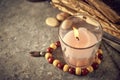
[76,37,80,41]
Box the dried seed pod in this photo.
[56,12,70,21]
[61,19,73,29]
[46,17,59,27]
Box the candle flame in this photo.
[73,27,79,40]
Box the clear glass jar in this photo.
[58,13,103,68]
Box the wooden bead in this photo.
[45,17,59,27]
[98,54,103,60]
[63,64,69,72]
[75,67,81,75]
[81,68,89,76]
[45,53,52,60]
[68,67,75,74]
[44,41,103,76]
[53,59,60,67]
[50,43,57,49]
[92,62,99,70]
[46,47,53,53]
[55,41,61,47]
[96,58,101,64]
[48,57,54,64]
[98,49,103,54]
[57,63,64,69]
[87,66,93,72]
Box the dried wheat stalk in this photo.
[51,0,120,39]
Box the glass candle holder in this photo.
[58,13,103,68]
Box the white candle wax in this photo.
[61,28,98,67]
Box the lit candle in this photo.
[59,14,102,68]
[61,27,98,67]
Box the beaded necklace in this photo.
[30,41,103,76]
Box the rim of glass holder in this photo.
[58,13,103,50]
